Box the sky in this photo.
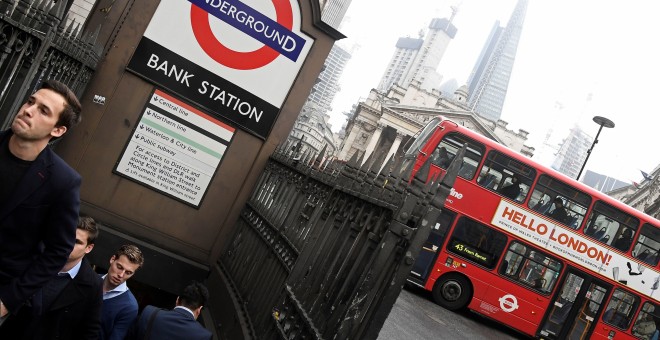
[327,0,660,185]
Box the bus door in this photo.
[538,267,611,340]
[409,210,455,285]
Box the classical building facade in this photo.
[337,80,534,162]
[608,166,660,220]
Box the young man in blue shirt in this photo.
[100,244,144,340]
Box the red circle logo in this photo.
[190,1,294,70]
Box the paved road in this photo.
[377,284,532,340]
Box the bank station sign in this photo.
[127,0,313,139]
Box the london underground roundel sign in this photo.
[190,0,294,70]
[126,0,313,139]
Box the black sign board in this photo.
[127,38,279,140]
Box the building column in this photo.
[363,123,383,163]
[385,132,404,168]
[338,122,362,160]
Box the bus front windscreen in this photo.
[404,117,441,157]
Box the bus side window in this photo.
[602,289,639,330]
[458,163,476,179]
[634,223,660,267]
[431,146,452,169]
[632,302,660,339]
[530,192,552,214]
[432,132,484,181]
[478,168,501,189]
[528,175,590,230]
[476,151,535,203]
[499,241,561,294]
[585,201,639,252]
[457,144,483,181]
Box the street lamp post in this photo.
[577,116,615,181]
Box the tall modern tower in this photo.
[377,8,458,93]
[551,125,592,179]
[377,36,423,92]
[306,44,352,115]
[321,0,353,30]
[467,0,528,122]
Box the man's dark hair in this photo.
[40,79,82,130]
[179,281,210,310]
[77,215,99,245]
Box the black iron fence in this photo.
[220,142,465,339]
[0,0,100,129]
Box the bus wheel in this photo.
[432,274,472,311]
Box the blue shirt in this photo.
[99,274,138,340]
[60,259,82,279]
[101,274,129,300]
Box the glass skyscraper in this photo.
[467,0,528,122]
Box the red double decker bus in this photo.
[404,116,660,339]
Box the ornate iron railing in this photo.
[220,141,465,339]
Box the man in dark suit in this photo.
[126,281,212,340]
[3,216,103,339]
[0,80,82,327]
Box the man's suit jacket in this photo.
[0,130,81,313]
[3,257,103,339]
[127,305,212,340]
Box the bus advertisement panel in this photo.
[493,200,660,300]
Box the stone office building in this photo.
[608,166,660,220]
[285,102,338,159]
[337,80,535,163]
